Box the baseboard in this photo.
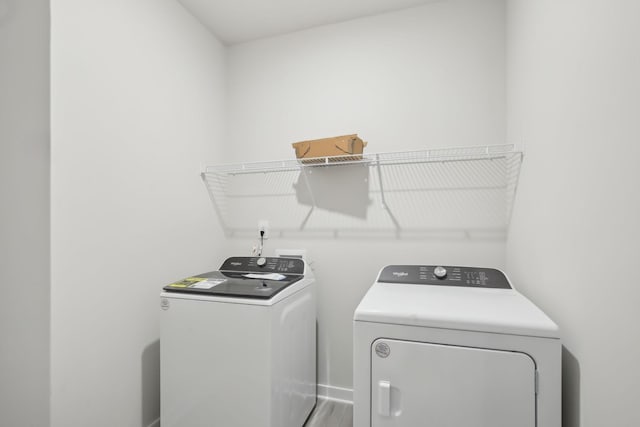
[317,384,353,403]
[146,418,160,427]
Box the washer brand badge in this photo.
[375,342,390,358]
[231,262,242,266]
[160,298,170,311]
[392,271,408,277]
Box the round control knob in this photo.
[257,257,267,267]
[434,266,447,279]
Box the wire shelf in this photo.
[201,144,523,239]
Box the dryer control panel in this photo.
[377,265,511,289]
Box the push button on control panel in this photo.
[434,266,447,279]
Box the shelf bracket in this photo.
[375,154,401,234]
[298,166,318,230]
[201,172,231,236]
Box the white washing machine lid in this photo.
[354,282,559,339]
[161,256,314,306]
[161,276,314,306]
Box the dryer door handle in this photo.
[378,380,391,416]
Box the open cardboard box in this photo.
[292,134,367,164]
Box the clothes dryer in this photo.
[353,265,560,427]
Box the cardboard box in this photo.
[292,134,367,163]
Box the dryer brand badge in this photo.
[160,298,170,311]
[392,271,408,277]
[375,342,390,358]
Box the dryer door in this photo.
[371,339,536,427]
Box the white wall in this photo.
[0,1,50,426]
[506,1,640,426]
[225,0,507,392]
[50,1,226,426]
[226,0,506,162]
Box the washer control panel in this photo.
[377,265,511,289]
[219,257,305,275]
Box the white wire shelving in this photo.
[201,144,523,239]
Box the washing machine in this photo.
[353,265,561,427]
[160,256,316,427]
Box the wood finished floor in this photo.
[304,398,353,427]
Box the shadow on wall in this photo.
[563,346,581,427]
[294,164,371,219]
[142,340,160,427]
